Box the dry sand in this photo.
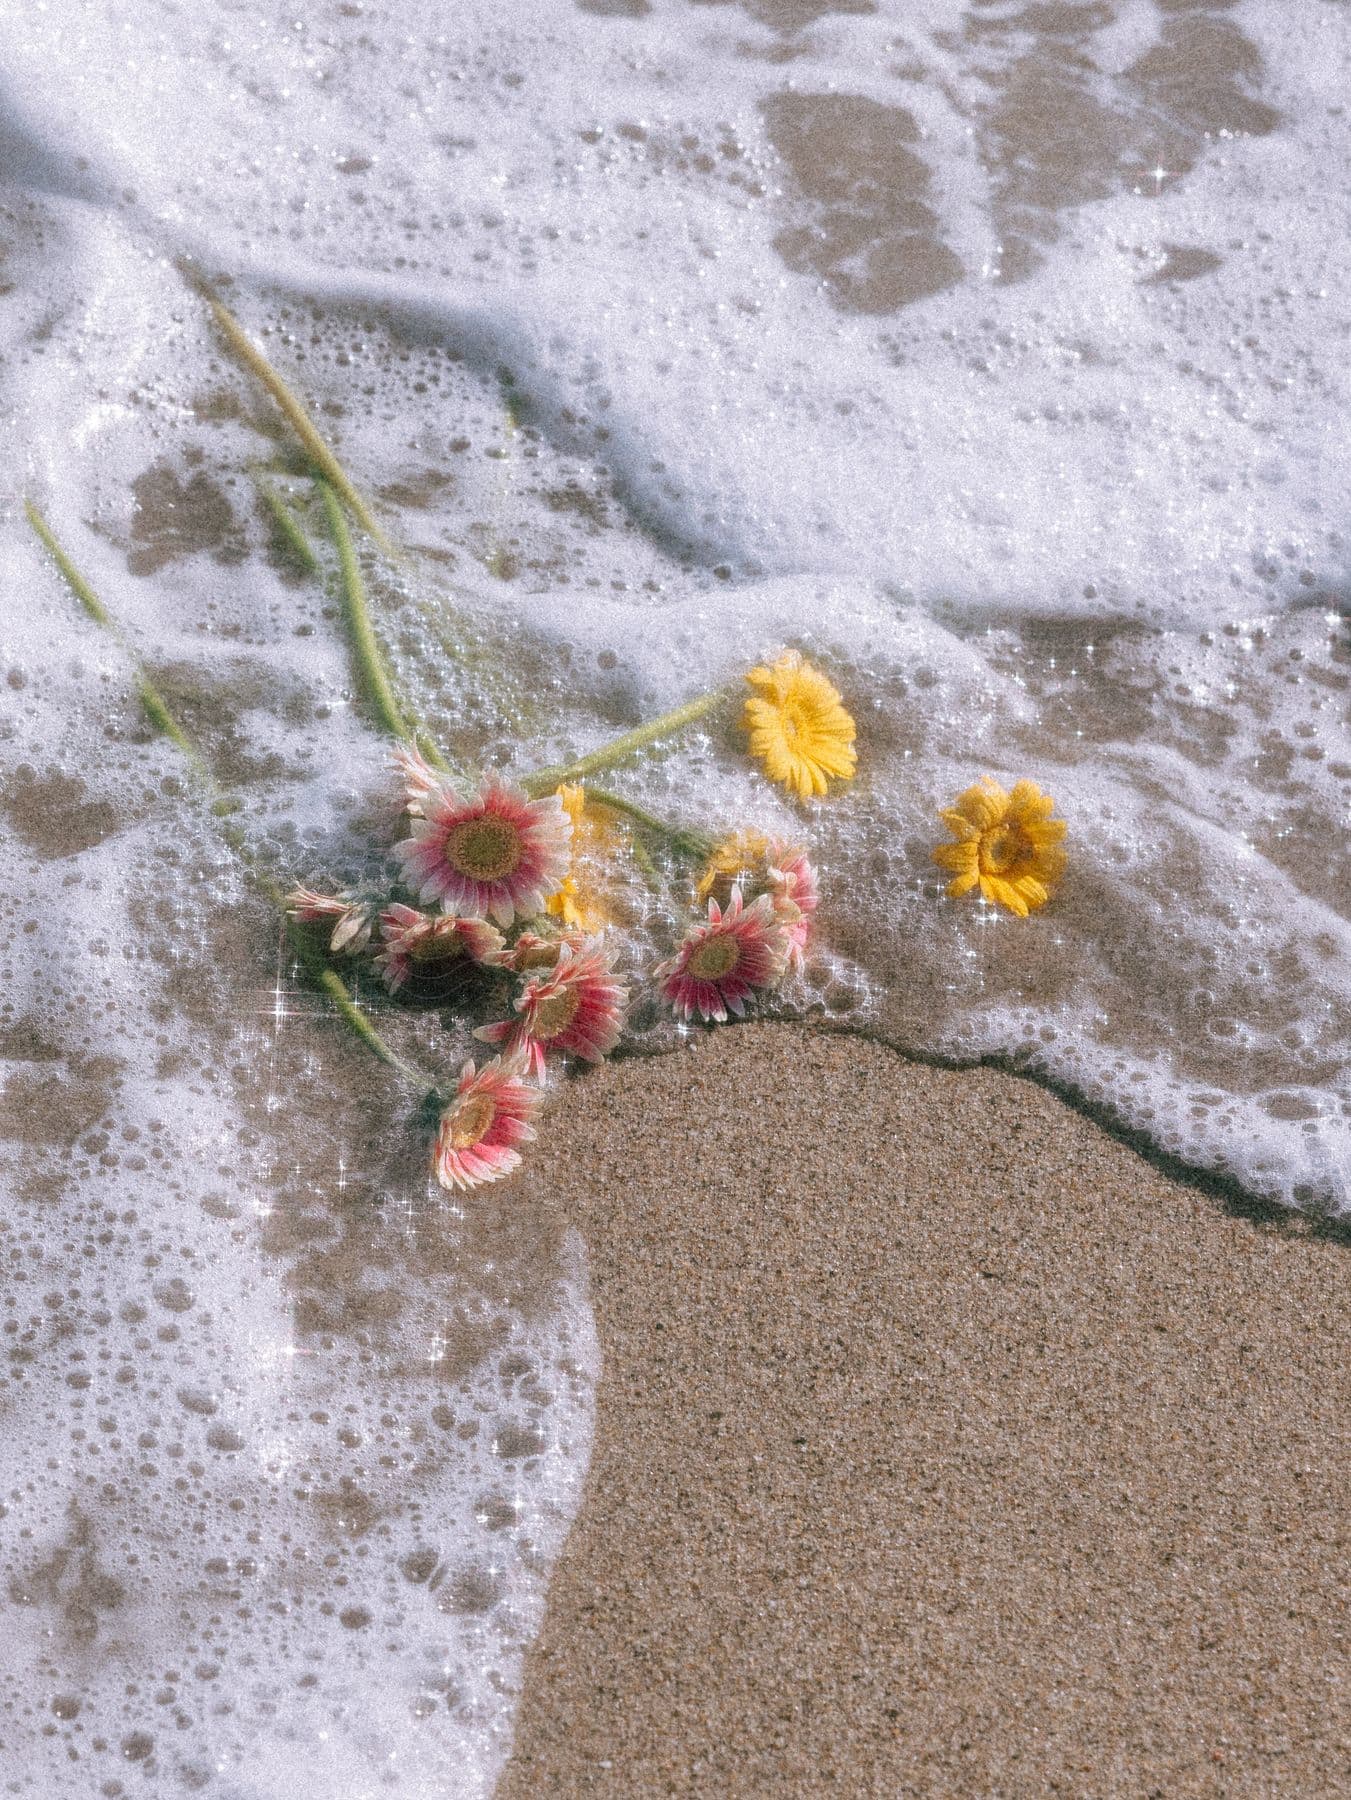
[501,1025,1350,1798]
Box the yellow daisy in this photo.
[743,651,857,801]
[933,777,1067,918]
[546,783,621,931]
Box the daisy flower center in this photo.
[980,823,1031,877]
[449,1094,497,1151]
[446,816,523,883]
[517,941,563,971]
[532,985,582,1040]
[411,930,465,964]
[688,935,742,982]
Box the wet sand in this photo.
[502,1026,1351,1797]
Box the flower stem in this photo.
[282,919,430,1086]
[253,473,320,574]
[622,827,663,893]
[523,687,729,796]
[25,499,207,776]
[25,498,112,626]
[317,481,451,772]
[320,481,411,736]
[192,273,397,558]
[26,502,430,1091]
[581,786,713,862]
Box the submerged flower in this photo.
[394,780,572,928]
[743,651,856,801]
[546,783,622,932]
[656,887,790,1024]
[392,742,444,817]
[933,776,1067,917]
[285,887,376,955]
[477,939,628,1077]
[374,903,504,994]
[696,833,820,970]
[766,843,820,970]
[695,829,772,908]
[489,929,579,974]
[432,1054,540,1194]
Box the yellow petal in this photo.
[1012,877,1049,911]
[982,874,1029,917]
[955,780,1008,832]
[934,840,978,874]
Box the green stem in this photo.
[132,673,204,767]
[254,474,320,574]
[523,687,728,796]
[318,481,450,771]
[625,830,663,893]
[320,481,417,745]
[194,276,397,558]
[26,501,429,1091]
[25,498,113,626]
[26,499,206,775]
[190,272,512,772]
[284,919,429,1085]
[581,786,713,862]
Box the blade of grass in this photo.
[25,500,430,1089]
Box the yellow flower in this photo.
[933,777,1067,917]
[743,651,856,801]
[695,829,771,907]
[546,783,620,931]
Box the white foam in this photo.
[0,638,598,1799]
[1,0,1350,1791]
[3,0,1350,626]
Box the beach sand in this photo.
[501,1025,1350,1798]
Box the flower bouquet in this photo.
[25,278,1065,1199]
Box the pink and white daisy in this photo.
[432,1054,540,1194]
[476,939,628,1077]
[766,842,820,970]
[392,742,444,817]
[393,780,572,928]
[374,903,504,994]
[286,887,376,955]
[656,887,790,1024]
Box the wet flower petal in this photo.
[656,887,790,1024]
[476,938,627,1077]
[431,1055,540,1193]
[743,651,856,801]
[933,776,1067,917]
[394,780,571,927]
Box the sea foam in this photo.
[1,0,1349,1793]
